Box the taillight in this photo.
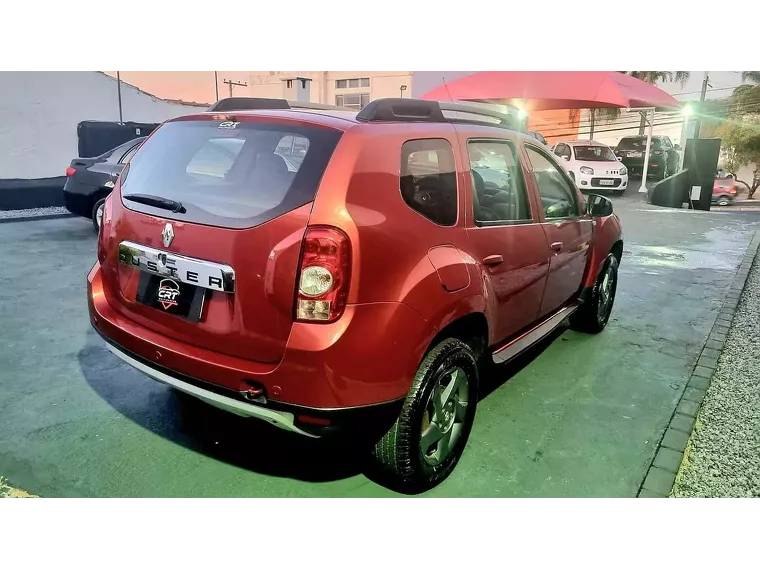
[65,167,76,177]
[295,226,351,323]
[96,195,113,263]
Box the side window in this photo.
[120,142,141,164]
[400,139,457,226]
[525,145,579,220]
[467,140,532,224]
[553,143,564,157]
[562,145,572,160]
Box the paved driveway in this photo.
[1,192,758,497]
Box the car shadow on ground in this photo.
[78,324,565,489]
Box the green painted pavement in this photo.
[1,195,759,497]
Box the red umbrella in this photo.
[419,71,679,110]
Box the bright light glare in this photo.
[682,104,693,117]
[517,108,527,119]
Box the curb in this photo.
[637,230,760,497]
[0,213,74,224]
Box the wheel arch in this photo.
[425,310,489,362]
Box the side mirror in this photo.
[617,156,623,161]
[586,194,614,217]
[674,144,681,151]
[561,154,570,161]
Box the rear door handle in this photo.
[483,254,503,266]
[550,242,563,252]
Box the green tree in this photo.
[714,116,760,197]
[730,71,760,115]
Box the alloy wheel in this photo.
[420,367,470,466]
[597,262,616,321]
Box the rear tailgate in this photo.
[99,114,344,364]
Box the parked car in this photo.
[553,140,628,196]
[713,176,738,206]
[527,130,550,147]
[614,135,679,180]
[63,137,145,231]
[87,98,623,493]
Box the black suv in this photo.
[614,135,679,180]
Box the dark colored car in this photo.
[88,98,623,493]
[713,177,738,206]
[527,130,550,147]
[63,137,145,231]
[614,135,679,180]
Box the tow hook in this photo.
[240,380,267,403]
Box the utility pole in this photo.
[693,71,709,139]
[116,71,123,123]
[223,79,247,98]
[214,71,219,102]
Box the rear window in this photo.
[120,119,342,229]
[573,145,617,162]
[617,137,663,150]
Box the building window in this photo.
[335,93,370,110]
[335,78,370,89]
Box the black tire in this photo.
[91,198,106,233]
[372,338,479,494]
[717,197,730,206]
[570,254,618,334]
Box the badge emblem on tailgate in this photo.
[118,241,235,293]
[162,223,174,247]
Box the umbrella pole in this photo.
[639,108,655,193]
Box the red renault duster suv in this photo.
[88,97,623,493]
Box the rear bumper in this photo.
[576,173,628,191]
[62,180,94,217]
[87,262,423,425]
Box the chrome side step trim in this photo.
[106,343,317,438]
[491,304,578,365]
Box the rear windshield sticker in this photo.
[218,121,240,130]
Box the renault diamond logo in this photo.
[162,223,174,247]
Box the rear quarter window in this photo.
[400,139,457,226]
[120,119,342,229]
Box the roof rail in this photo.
[206,97,351,113]
[355,98,517,130]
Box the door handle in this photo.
[550,241,563,252]
[483,254,504,266]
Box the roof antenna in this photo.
[441,76,454,102]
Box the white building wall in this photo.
[0,72,203,179]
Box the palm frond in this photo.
[741,71,760,84]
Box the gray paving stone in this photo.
[642,467,676,496]
[692,365,714,379]
[675,399,700,419]
[715,318,733,328]
[683,387,707,404]
[697,355,719,369]
[708,332,727,343]
[653,447,685,473]
[704,339,724,351]
[701,347,722,360]
[687,375,710,390]
[638,488,666,498]
[713,324,730,335]
[662,427,691,451]
[670,413,696,433]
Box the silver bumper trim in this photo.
[106,343,317,438]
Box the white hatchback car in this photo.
[553,140,628,196]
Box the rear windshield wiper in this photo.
[123,193,186,214]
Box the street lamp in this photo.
[399,85,407,98]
